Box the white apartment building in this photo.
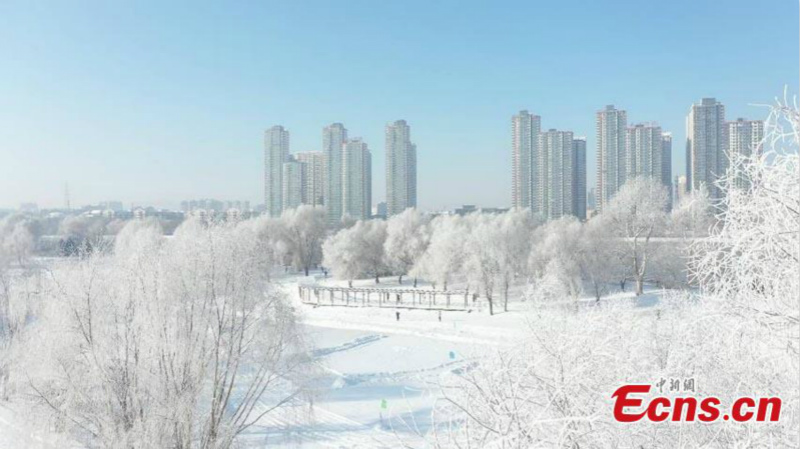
[686,98,726,199]
[385,120,417,216]
[726,118,764,189]
[511,110,542,212]
[295,151,326,206]
[661,132,673,207]
[573,137,587,220]
[539,129,580,220]
[342,138,372,220]
[323,123,348,223]
[596,105,627,211]
[626,123,663,181]
[282,157,304,212]
[264,125,290,217]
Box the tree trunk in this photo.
[635,276,644,296]
[503,280,510,312]
[635,237,650,297]
[398,274,404,285]
[487,295,494,316]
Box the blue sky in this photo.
[0,0,797,210]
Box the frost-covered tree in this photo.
[0,217,37,399]
[647,239,689,289]
[0,219,34,268]
[432,97,800,449]
[322,219,388,286]
[384,208,430,286]
[493,210,538,311]
[251,215,290,276]
[695,98,799,328]
[58,215,109,256]
[527,217,582,302]
[670,186,715,238]
[691,97,800,446]
[112,216,162,256]
[12,219,312,448]
[602,177,669,295]
[410,215,468,290]
[281,205,327,276]
[577,217,619,300]
[462,215,503,315]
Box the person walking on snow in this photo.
[396,311,400,321]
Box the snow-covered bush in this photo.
[434,293,798,447]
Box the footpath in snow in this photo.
[287,275,663,347]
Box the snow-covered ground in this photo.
[0,273,663,449]
[238,325,479,448]
[233,276,664,448]
[0,404,78,449]
[237,274,511,447]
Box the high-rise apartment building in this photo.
[686,98,726,199]
[264,125,290,217]
[538,129,580,220]
[295,151,326,206]
[323,123,348,223]
[661,132,673,208]
[596,105,627,212]
[282,157,304,211]
[573,137,587,221]
[385,120,417,216]
[726,118,764,189]
[626,124,663,180]
[727,118,764,160]
[342,138,372,220]
[511,110,542,211]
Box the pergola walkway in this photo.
[298,285,473,311]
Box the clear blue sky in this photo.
[0,0,797,210]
